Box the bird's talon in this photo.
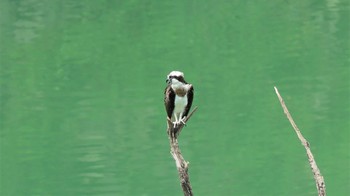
[173,121,180,128]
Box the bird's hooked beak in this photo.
[166,78,171,84]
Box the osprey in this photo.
[164,71,194,127]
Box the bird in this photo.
[164,71,194,127]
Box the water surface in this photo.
[1,1,349,195]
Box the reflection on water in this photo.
[14,0,44,43]
[1,0,349,195]
[326,0,340,34]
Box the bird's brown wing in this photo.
[164,85,175,119]
[183,85,194,118]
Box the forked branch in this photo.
[166,106,198,196]
[274,87,326,196]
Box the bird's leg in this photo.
[179,113,186,125]
[173,114,179,128]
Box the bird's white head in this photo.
[167,71,184,78]
[166,71,188,89]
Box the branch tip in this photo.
[274,86,326,196]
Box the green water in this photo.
[1,1,349,195]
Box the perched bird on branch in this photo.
[164,71,194,127]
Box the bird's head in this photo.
[166,71,186,85]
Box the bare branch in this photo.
[166,106,198,196]
[274,87,326,196]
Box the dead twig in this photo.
[166,106,198,196]
[274,87,326,196]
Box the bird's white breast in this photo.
[174,94,188,114]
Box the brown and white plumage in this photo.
[164,71,194,126]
